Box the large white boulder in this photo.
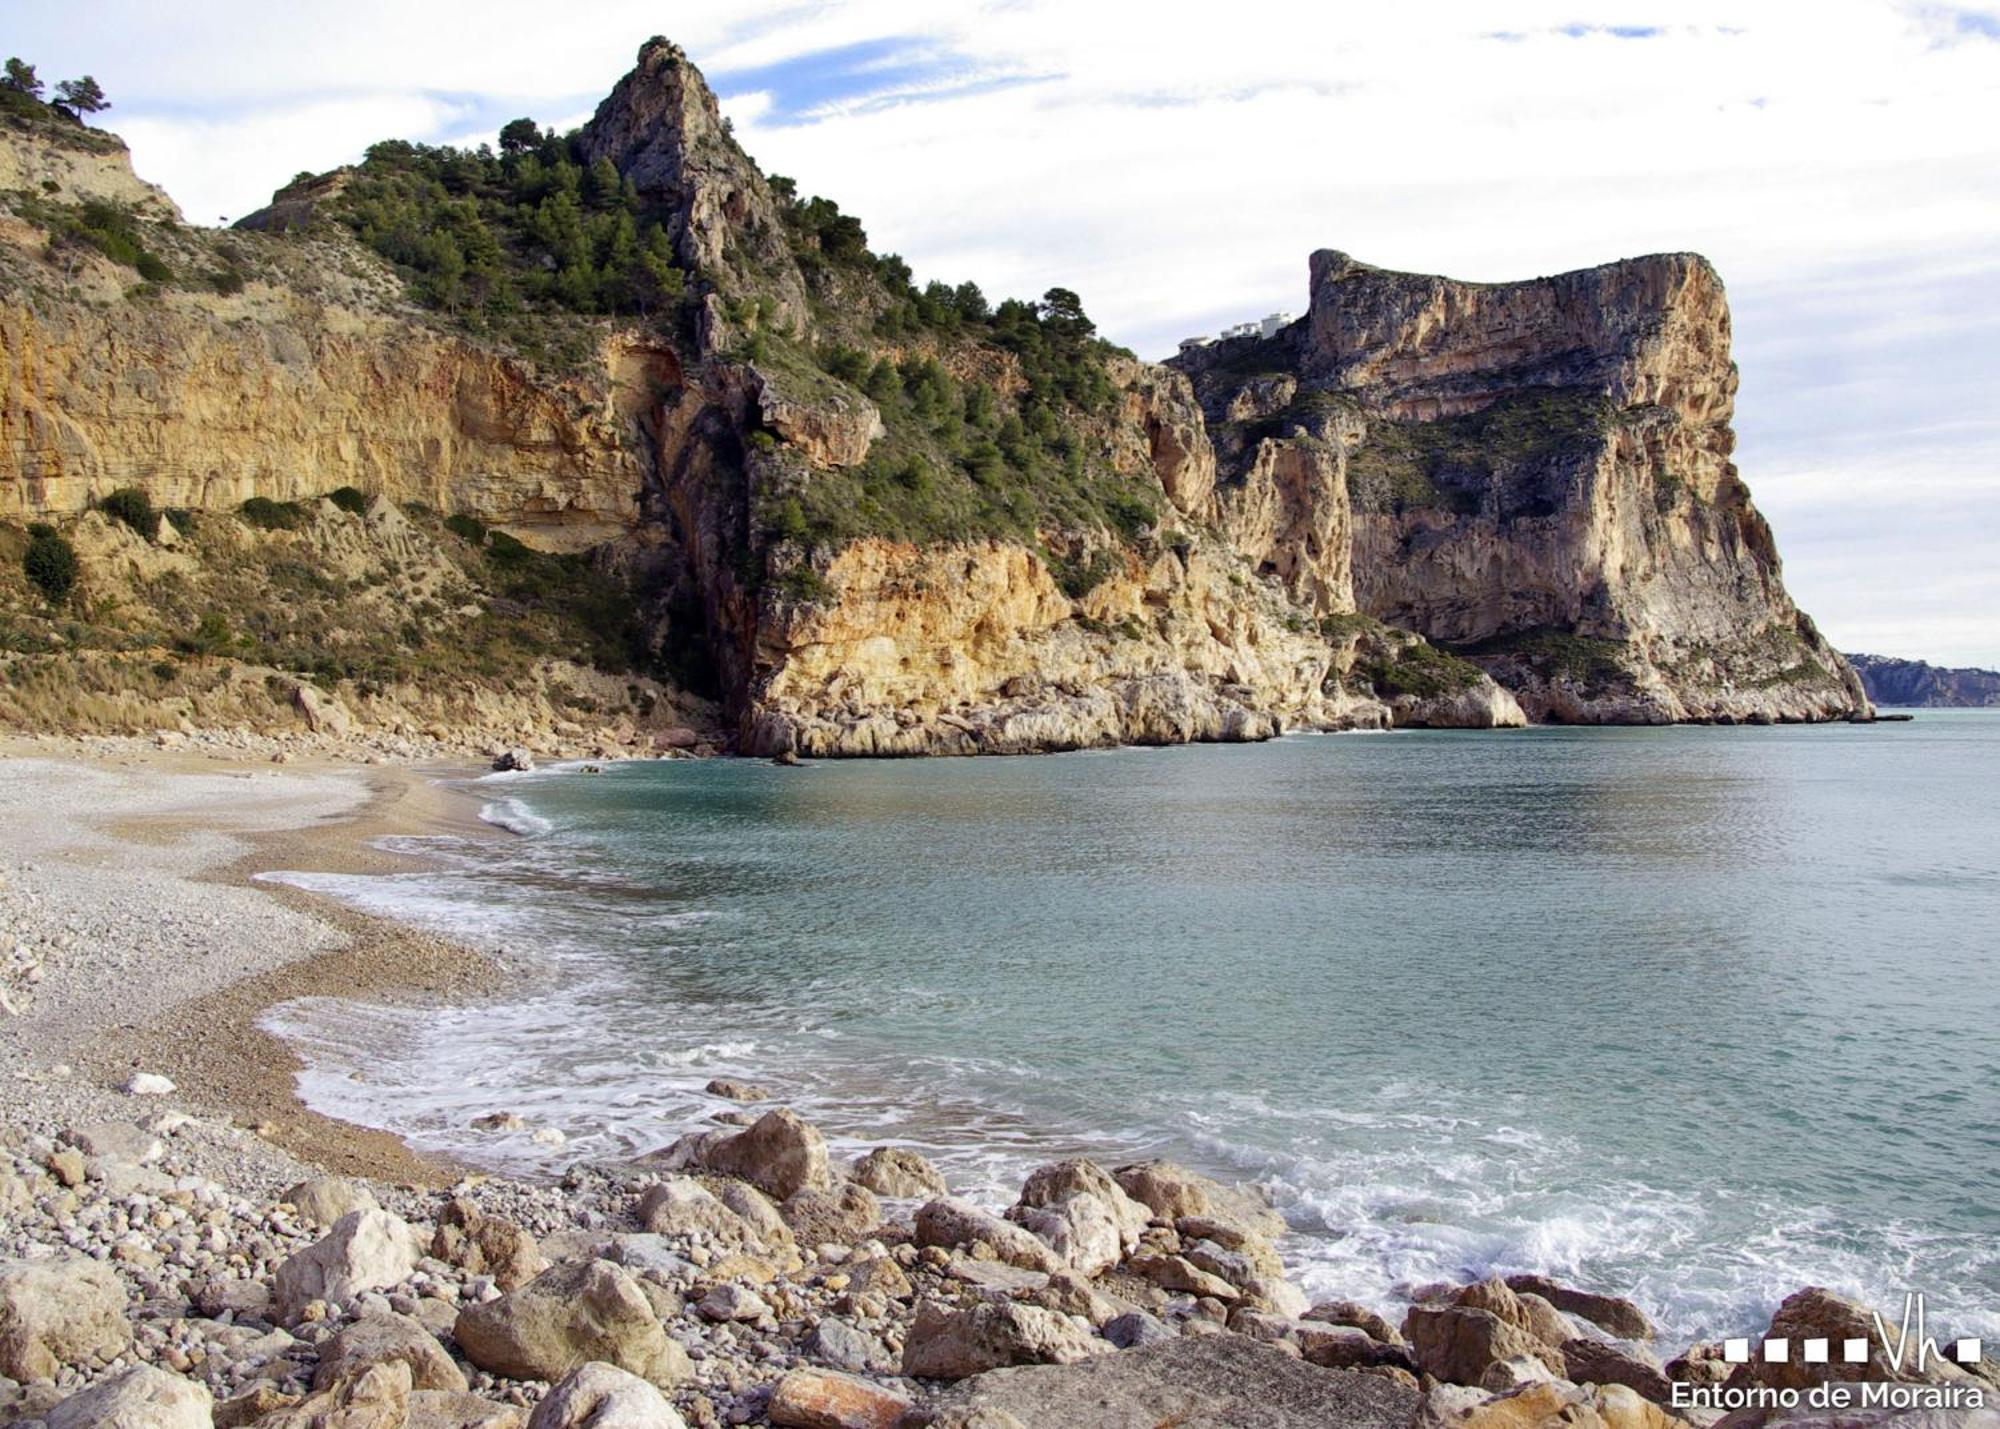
[273,1209,421,1321]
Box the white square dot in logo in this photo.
[1843,1338,1870,1363]
[1723,1338,1752,1364]
[1764,1339,1790,1363]
[1802,1338,1829,1363]
[1957,1339,1983,1364]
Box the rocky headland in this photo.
[1846,653,2000,708]
[0,37,1867,761]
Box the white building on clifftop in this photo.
[1179,311,1296,352]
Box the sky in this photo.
[12,1,1999,666]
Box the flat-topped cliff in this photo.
[1172,251,1864,724]
[0,38,1865,750]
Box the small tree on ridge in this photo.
[2,59,42,100]
[54,75,110,121]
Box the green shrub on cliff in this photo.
[22,524,77,604]
[1349,388,1614,516]
[96,487,157,538]
[1454,628,1629,688]
[327,486,369,515]
[783,193,870,266]
[773,565,833,604]
[2,59,43,101]
[238,496,307,530]
[1360,639,1484,699]
[25,198,174,281]
[179,610,232,656]
[760,288,1135,560]
[1053,548,1120,600]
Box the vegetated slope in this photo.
[0,37,1865,752]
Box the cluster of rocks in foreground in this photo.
[3,1099,1994,1429]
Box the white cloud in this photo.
[13,0,2000,665]
[116,95,477,224]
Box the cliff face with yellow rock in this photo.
[0,296,661,550]
[1172,249,1865,724]
[0,40,1864,752]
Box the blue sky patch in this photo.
[1947,5,2000,38]
[1485,22,1666,43]
[711,35,1042,124]
[1557,22,1664,39]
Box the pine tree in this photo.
[54,74,111,122]
[498,117,540,156]
[1,59,42,100]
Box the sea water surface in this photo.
[263,712,2000,1345]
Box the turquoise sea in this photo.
[264,711,2000,1346]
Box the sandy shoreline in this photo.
[0,734,511,1188]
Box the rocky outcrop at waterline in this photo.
[0,37,1864,752]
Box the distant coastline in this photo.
[1846,652,2000,708]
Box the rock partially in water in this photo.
[703,1108,834,1200]
[851,1147,945,1199]
[703,1078,769,1102]
[1503,1274,1655,1342]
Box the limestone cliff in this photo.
[0,295,662,549]
[746,539,1376,757]
[0,40,1860,752]
[0,108,179,220]
[1174,252,1867,724]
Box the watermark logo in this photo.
[1671,1295,1989,1416]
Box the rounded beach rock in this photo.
[454,1260,690,1388]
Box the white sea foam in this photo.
[255,868,539,946]
[480,797,553,837]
